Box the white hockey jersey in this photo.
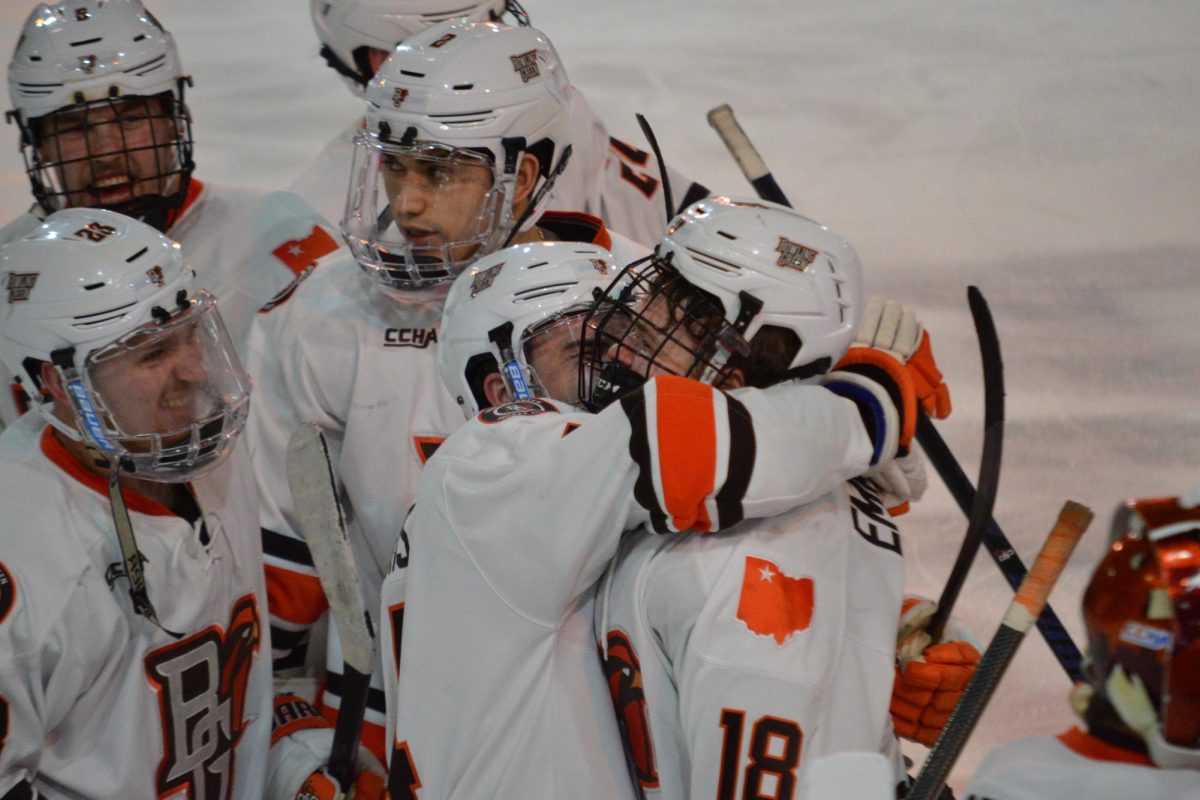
[965,728,1200,800]
[245,212,646,763]
[0,414,273,800]
[379,375,879,799]
[0,182,340,429]
[596,475,907,799]
[288,87,708,250]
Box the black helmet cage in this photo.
[578,253,751,412]
[11,80,195,232]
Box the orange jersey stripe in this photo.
[1056,727,1153,766]
[265,563,328,626]
[654,376,716,532]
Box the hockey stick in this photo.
[706,103,1086,684]
[906,501,1094,800]
[927,286,1003,642]
[286,422,376,792]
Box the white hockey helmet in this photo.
[438,240,624,416]
[582,196,862,410]
[0,208,250,482]
[342,18,572,293]
[310,0,527,95]
[6,0,194,230]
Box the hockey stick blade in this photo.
[928,286,1004,642]
[286,422,375,790]
[907,501,1093,800]
[706,104,791,206]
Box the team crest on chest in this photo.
[144,595,261,800]
[775,237,818,272]
[5,273,37,303]
[510,50,540,83]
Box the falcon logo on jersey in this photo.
[736,556,814,645]
[469,262,504,297]
[5,272,37,304]
[0,562,15,625]
[477,398,559,424]
[775,237,818,272]
[384,327,438,348]
[145,594,261,800]
[510,49,540,83]
[601,630,660,790]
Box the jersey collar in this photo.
[40,426,178,518]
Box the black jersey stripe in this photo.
[620,386,670,534]
[713,393,755,529]
[325,670,388,714]
[262,527,315,567]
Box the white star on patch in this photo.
[759,565,776,583]
[287,244,304,256]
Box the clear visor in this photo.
[342,135,512,291]
[518,305,632,408]
[75,292,251,481]
[1159,529,1200,748]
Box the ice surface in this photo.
[2,1,1198,792]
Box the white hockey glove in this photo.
[891,597,981,746]
[869,447,929,516]
[266,694,387,800]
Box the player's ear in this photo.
[513,152,540,208]
[482,371,511,408]
[717,366,746,390]
[40,361,69,406]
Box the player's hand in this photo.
[267,694,388,800]
[891,597,980,746]
[853,297,952,419]
[869,446,928,516]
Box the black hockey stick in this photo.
[706,103,1086,683]
[907,501,1093,800]
[287,423,376,792]
[927,286,1002,642]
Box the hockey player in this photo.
[246,18,647,763]
[964,493,1200,800]
[0,208,383,800]
[293,0,710,247]
[377,203,946,796]
[579,197,975,798]
[2,0,339,368]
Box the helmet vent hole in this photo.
[525,260,551,270]
[400,70,426,78]
[453,83,475,90]
[29,55,41,62]
[83,282,105,291]
[133,34,147,42]
[69,37,103,47]
[716,230,737,240]
[125,246,149,263]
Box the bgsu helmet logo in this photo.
[144,594,261,799]
[602,629,660,790]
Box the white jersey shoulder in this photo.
[0,430,272,799]
[966,731,1200,800]
[597,476,906,799]
[169,181,342,348]
[289,119,360,227]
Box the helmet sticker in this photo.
[1118,621,1174,651]
[477,398,558,424]
[392,87,410,107]
[146,266,165,287]
[510,50,540,83]
[73,221,118,243]
[775,237,818,272]
[470,262,505,297]
[5,273,38,303]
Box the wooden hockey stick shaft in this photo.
[286,422,376,791]
[706,102,1086,683]
[906,501,1093,800]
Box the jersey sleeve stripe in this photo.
[712,392,755,529]
[265,563,328,626]
[653,376,718,533]
[620,387,670,533]
[262,527,316,567]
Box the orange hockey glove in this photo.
[853,297,952,420]
[268,694,388,800]
[890,597,981,746]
